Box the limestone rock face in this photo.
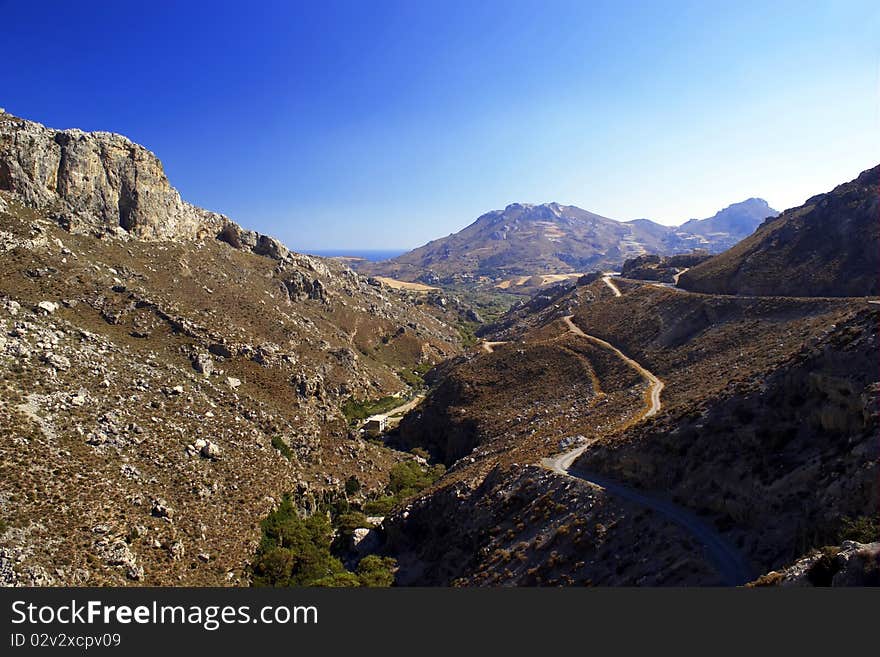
[0,110,279,255]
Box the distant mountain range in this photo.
[680,165,879,297]
[355,198,777,282]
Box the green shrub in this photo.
[252,496,346,587]
[310,571,363,587]
[838,516,879,543]
[335,512,373,533]
[342,395,402,423]
[388,460,445,498]
[270,435,293,461]
[398,362,433,389]
[458,323,479,348]
[362,460,445,515]
[356,555,397,587]
[363,496,397,516]
[344,475,361,496]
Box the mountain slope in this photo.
[359,203,660,281]
[0,110,463,586]
[382,271,876,584]
[357,199,776,283]
[680,165,879,297]
[677,198,778,250]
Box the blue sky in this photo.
[2,0,877,249]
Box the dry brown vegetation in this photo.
[0,192,462,585]
[383,274,878,583]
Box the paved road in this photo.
[542,314,753,585]
[541,450,754,585]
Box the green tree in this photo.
[252,496,347,587]
[356,555,397,587]
[344,475,361,496]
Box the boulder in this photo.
[192,353,213,377]
[199,441,221,460]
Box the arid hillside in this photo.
[680,164,879,297]
[0,112,463,586]
[380,271,878,584]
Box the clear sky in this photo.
[2,1,878,249]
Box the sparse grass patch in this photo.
[342,395,402,423]
[398,362,432,389]
[270,435,294,461]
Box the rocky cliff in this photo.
[0,110,289,255]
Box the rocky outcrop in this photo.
[382,465,723,585]
[752,542,880,587]
[0,110,283,258]
[620,253,711,283]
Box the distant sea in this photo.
[306,249,407,262]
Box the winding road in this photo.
[541,311,754,585]
[601,273,622,297]
[561,315,663,419]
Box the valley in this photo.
[0,108,877,588]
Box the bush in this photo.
[342,395,402,423]
[356,555,397,587]
[310,571,363,587]
[344,475,361,496]
[335,512,373,533]
[398,362,433,389]
[270,435,293,461]
[252,496,346,587]
[388,461,445,498]
[361,460,447,515]
[838,516,879,543]
[363,496,397,516]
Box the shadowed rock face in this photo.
[0,110,281,254]
[680,165,880,297]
